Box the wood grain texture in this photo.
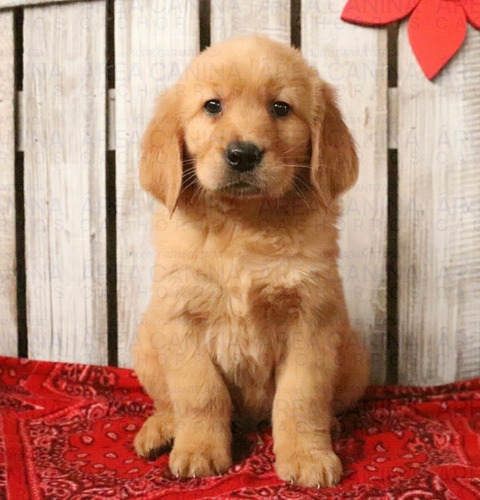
[398,24,480,385]
[0,0,74,8]
[302,0,388,383]
[23,2,107,364]
[211,0,290,44]
[0,11,17,356]
[115,0,199,367]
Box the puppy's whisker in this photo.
[182,171,197,183]
[293,181,314,205]
[280,155,311,160]
[182,165,197,173]
[278,142,310,158]
[265,174,312,209]
[179,178,198,196]
[191,185,202,202]
[293,171,313,189]
[278,158,311,165]
[294,177,312,194]
[196,187,207,209]
[182,175,195,183]
[279,140,309,150]
[183,177,195,184]
[191,184,206,208]
[269,171,311,209]
[182,173,197,184]
[180,176,198,191]
[280,164,311,169]
[291,185,311,209]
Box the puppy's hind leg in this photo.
[332,328,370,415]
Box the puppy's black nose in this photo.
[225,141,263,172]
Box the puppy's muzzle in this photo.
[225,141,264,173]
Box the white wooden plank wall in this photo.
[0,11,17,356]
[302,0,388,384]
[115,0,199,367]
[398,24,480,385]
[211,0,290,43]
[23,1,108,364]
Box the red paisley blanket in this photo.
[1,356,480,499]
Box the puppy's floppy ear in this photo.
[139,86,183,214]
[310,81,358,209]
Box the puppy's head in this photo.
[140,35,358,213]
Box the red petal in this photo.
[341,0,421,25]
[462,0,480,29]
[408,0,467,79]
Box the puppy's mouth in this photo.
[218,180,263,197]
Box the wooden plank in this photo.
[398,24,480,385]
[211,0,290,44]
[0,0,75,9]
[213,0,388,383]
[23,1,107,364]
[303,0,388,384]
[0,11,17,356]
[115,0,199,367]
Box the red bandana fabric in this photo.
[1,355,480,499]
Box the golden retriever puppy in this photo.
[132,34,369,488]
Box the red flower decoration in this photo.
[341,0,480,79]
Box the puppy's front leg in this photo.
[166,347,233,478]
[273,321,341,487]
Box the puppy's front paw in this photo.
[134,413,173,459]
[275,448,342,488]
[169,441,232,478]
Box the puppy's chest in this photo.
[204,260,282,360]
[201,255,308,367]
[207,253,306,319]
[204,280,282,420]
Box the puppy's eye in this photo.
[204,99,222,116]
[271,101,291,118]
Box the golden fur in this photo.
[132,35,370,488]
